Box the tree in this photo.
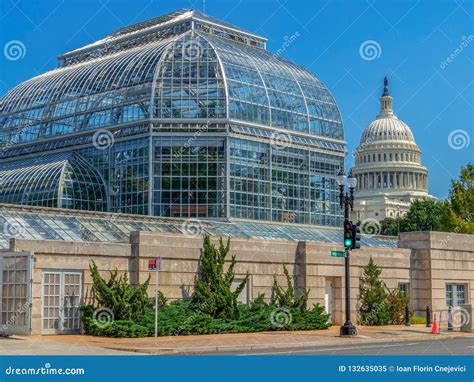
[395,163,474,234]
[379,217,399,236]
[358,258,390,325]
[445,163,474,233]
[386,286,409,325]
[89,260,150,322]
[192,234,249,319]
[398,199,450,233]
[271,265,309,310]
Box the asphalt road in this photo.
[233,337,474,356]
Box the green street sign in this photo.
[331,250,346,258]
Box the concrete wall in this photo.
[4,230,473,335]
[10,240,132,335]
[400,231,474,317]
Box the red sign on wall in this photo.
[148,259,157,270]
[148,258,161,271]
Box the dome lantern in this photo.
[377,76,394,119]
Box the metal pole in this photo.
[340,194,356,336]
[344,250,350,324]
[155,262,159,339]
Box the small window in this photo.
[446,284,466,307]
[399,282,410,297]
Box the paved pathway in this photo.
[5,324,472,355]
[0,336,139,355]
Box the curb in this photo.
[100,332,474,355]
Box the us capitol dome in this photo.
[351,77,433,223]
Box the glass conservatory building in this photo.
[0,9,345,228]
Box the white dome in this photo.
[361,116,415,144]
[350,77,431,220]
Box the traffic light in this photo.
[351,224,361,250]
[343,220,353,250]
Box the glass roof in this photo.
[0,204,398,249]
[0,153,107,211]
[1,11,343,147]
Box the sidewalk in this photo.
[24,324,474,355]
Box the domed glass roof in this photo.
[0,9,343,146]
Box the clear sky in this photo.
[1,0,472,199]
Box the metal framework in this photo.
[0,153,107,210]
[0,9,346,229]
[0,204,398,250]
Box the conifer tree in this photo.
[358,258,390,325]
[191,234,248,319]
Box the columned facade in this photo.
[351,78,433,222]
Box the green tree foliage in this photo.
[191,234,249,319]
[271,265,309,310]
[358,258,410,325]
[386,287,409,325]
[358,258,390,325]
[379,217,399,236]
[392,163,474,235]
[89,260,150,322]
[398,199,450,232]
[445,163,474,233]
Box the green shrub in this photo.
[271,265,309,311]
[386,287,409,325]
[89,261,150,322]
[82,317,148,338]
[410,315,426,325]
[142,296,330,336]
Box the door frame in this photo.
[41,270,83,335]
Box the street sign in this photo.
[148,257,161,271]
[148,257,162,340]
[331,250,346,258]
[148,259,157,270]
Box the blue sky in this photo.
[1,0,472,199]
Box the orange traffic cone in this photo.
[431,314,439,334]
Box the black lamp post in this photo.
[336,169,357,336]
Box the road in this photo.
[232,337,474,356]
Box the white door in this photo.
[42,271,82,334]
[324,279,334,322]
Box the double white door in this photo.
[42,271,82,334]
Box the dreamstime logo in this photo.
[92,129,114,150]
[352,137,373,158]
[183,40,203,61]
[360,218,381,237]
[272,31,301,60]
[451,306,470,326]
[3,221,25,238]
[359,40,382,61]
[4,40,26,61]
[270,307,292,328]
[448,129,470,150]
[1,300,31,333]
[181,219,204,238]
[92,307,114,328]
[270,132,292,150]
[440,35,474,69]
